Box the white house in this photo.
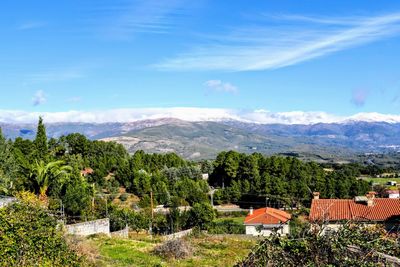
[244,207,291,236]
[385,190,400,199]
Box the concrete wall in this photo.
[111,226,129,238]
[245,224,290,236]
[65,218,110,236]
[163,228,193,240]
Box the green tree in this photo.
[0,128,18,194]
[30,160,72,200]
[34,116,49,161]
[188,202,215,229]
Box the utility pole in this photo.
[150,190,154,237]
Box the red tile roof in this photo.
[309,198,400,222]
[244,207,291,225]
[81,167,94,176]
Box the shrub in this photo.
[207,219,245,234]
[0,202,87,266]
[153,239,194,259]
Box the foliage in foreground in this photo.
[0,198,87,267]
[236,224,400,267]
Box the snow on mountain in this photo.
[0,108,400,125]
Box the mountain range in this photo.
[1,118,400,161]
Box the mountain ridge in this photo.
[2,118,400,161]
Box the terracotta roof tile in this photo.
[244,207,291,225]
[309,198,400,222]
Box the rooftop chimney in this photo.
[366,193,375,207]
[249,207,253,215]
[313,192,320,200]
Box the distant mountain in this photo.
[1,118,400,161]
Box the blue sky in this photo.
[2,0,400,122]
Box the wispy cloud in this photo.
[154,13,400,71]
[17,21,45,30]
[351,88,369,107]
[32,90,46,106]
[103,0,188,39]
[0,108,400,124]
[205,80,238,94]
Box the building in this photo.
[244,207,291,236]
[385,190,400,199]
[309,192,400,232]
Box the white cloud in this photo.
[103,0,189,39]
[154,13,400,71]
[32,90,46,106]
[0,107,400,124]
[205,80,238,94]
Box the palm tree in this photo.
[30,160,72,201]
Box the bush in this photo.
[236,224,400,266]
[0,202,87,266]
[153,239,194,259]
[207,219,245,234]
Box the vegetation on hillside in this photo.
[0,118,398,266]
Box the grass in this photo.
[359,176,400,185]
[90,233,256,267]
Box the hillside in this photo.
[2,118,400,161]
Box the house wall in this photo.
[245,224,289,236]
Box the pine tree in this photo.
[34,117,48,161]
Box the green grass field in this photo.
[359,176,400,185]
[90,234,256,267]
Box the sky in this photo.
[2,0,400,123]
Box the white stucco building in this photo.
[244,207,291,236]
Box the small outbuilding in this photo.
[244,207,291,236]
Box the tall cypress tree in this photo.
[34,116,48,161]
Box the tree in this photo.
[188,202,215,229]
[30,160,72,201]
[0,128,18,194]
[34,116,49,161]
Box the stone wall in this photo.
[65,218,110,236]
